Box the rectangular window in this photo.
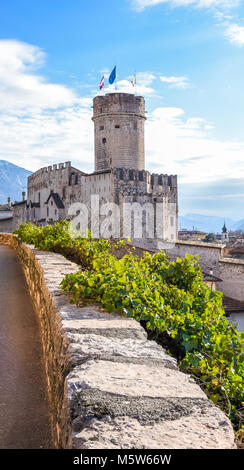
[100,126,104,131]
[115,125,120,129]
[170,217,174,227]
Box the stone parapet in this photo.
[0,233,236,449]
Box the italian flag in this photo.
[131,73,136,87]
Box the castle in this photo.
[13,93,178,242]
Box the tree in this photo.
[204,233,215,243]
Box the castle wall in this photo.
[80,171,113,204]
[27,162,84,222]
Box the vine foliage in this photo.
[15,222,244,434]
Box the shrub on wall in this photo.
[15,222,244,432]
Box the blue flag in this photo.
[109,66,117,85]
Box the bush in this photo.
[14,221,112,268]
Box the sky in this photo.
[0,0,244,219]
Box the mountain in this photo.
[231,219,244,231]
[0,160,32,205]
[179,213,235,234]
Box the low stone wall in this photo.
[0,233,236,449]
[163,240,224,272]
[218,257,244,302]
[0,217,13,233]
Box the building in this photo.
[10,93,178,242]
[0,198,14,233]
[178,229,207,241]
[223,295,244,333]
[221,221,229,243]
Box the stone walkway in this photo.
[0,245,53,449]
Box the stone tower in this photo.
[92,93,146,171]
[221,221,229,243]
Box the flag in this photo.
[131,73,136,87]
[100,75,105,90]
[109,66,117,85]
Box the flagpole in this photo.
[115,65,118,91]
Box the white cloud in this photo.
[160,75,190,88]
[224,23,244,45]
[131,0,239,12]
[0,40,76,111]
[101,72,157,96]
[131,0,244,48]
[0,39,93,171]
[145,106,244,184]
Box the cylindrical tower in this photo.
[92,93,146,171]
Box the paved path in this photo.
[0,245,53,449]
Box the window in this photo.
[139,171,143,181]
[51,200,53,206]
[115,125,120,129]
[47,207,49,217]
[102,138,106,144]
[38,192,40,203]
[158,176,163,185]
[100,126,104,131]
[170,217,174,227]
[129,170,134,181]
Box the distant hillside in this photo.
[231,219,244,231]
[179,213,235,234]
[0,160,32,205]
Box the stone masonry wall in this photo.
[93,93,146,171]
[218,257,244,301]
[0,217,13,233]
[161,240,224,272]
[0,233,236,449]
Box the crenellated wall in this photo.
[0,234,236,449]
